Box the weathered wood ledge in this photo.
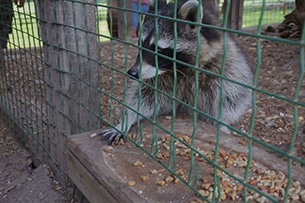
[67,113,305,203]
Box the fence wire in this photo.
[1,0,305,202]
[242,0,295,27]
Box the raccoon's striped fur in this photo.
[100,0,253,145]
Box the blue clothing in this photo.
[132,2,149,30]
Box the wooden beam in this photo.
[67,151,121,203]
[66,113,305,202]
[67,129,149,203]
[117,0,133,39]
[226,0,244,30]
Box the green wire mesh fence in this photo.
[1,0,305,202]
[242,0,295,27]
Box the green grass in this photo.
[8,1,294,48]
[242,6,293,27]
[8,2,111,49]
[8,2,40,49]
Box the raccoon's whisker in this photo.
[175,69,188,78]
[158,62,172,69]
[165,68,188,78]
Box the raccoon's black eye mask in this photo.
[157,47,173,58]
[143,46,192,70]
[140,36,192,70]
[141,46,173,70]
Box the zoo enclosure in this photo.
[0,0,305,202]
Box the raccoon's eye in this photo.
[157,47,164,53]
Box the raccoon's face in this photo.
[127,0,220,80]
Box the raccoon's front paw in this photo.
[99,128,126,145]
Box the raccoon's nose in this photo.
[127,69,139,79]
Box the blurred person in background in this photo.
[131,0,150,38]
[0,0,26,48]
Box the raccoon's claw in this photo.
[99,128,126,145]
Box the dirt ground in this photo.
[238,33,305,160]
[1,28,305,202]
[0,120,75,202]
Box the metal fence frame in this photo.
[1,0,305,202]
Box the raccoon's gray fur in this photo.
[100,0,253,145]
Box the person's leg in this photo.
[141,4,149,13]
[0,3,13,49]
[132,2,140,38]
[138,4,149,31]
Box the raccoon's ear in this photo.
[178,0,203,27]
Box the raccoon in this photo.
[100,0,253,145]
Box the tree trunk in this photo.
[107,0,132,40]
[107,0,119,38]
[273,0,305,37]
[282,0,305,28]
